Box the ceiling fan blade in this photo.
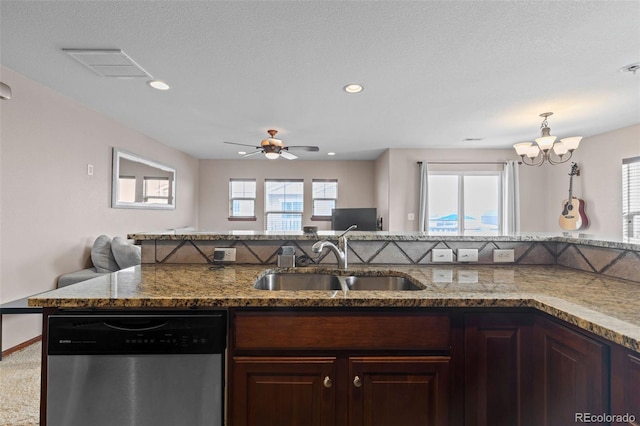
[243,150,264,157]
[280,151,298,160]
[285,145,320,152]
[224,141,260,148]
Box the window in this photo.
[229,179,257,219]
[118,176,136,203]
[623,156,640,243]
[312,179,338,220]
[265,179,304,231]
[428,172,502,235]
[143,177,171,204]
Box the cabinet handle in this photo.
[323,376,332,388]
[353,375,362,388]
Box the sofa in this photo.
[57,235,141,288]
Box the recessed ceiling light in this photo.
[462,138,484,141]
[327,152,336,156]
[238,151,246,155]
[147,80,170,90]
[343,83,364,94]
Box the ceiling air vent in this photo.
[62,49,152,78]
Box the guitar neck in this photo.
[568,175,573,200]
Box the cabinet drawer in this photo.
[233,311,450,351]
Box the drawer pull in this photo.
[323,376,332,388]
[353,376,362,388]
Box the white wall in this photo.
[380,148,547,232]
[374,150,390,230]
[198,159,375,231]
[540,124,640,239]
[0,67,200,350]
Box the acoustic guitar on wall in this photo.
[559,162,588,231]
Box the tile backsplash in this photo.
[141,238,640,284]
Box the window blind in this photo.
[622,156,640,242]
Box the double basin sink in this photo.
[254,273,423,292]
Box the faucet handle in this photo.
[339,224,358,238]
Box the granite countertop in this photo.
[29,264,640,353]
[129,231,640,251]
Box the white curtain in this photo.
[418,162,429,232]
[503,160,520,235]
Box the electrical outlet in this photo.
[493,249,515,263]
[431,248,453,263]
[407,213,415,221]
[457,248,478,262]
[87,164,94,176]
[214,247,236,262]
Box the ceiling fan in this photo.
[224,130,320,160]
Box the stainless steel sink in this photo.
[342,275,423,291]
[253,273,423,291]
[253,273,342,291]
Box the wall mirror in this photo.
[112,148,176,209]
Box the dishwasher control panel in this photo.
[48,312,227,355]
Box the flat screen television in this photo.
[331,208,378,231]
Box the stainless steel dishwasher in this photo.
[47,311,226,426]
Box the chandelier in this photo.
[513,112,582,166]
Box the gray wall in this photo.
[0,66,200,349]
[198,159,376,232]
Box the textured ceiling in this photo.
[1,1,639,160]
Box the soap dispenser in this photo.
[277,245,296,267]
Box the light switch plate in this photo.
[457,248,478,262]
[431,248,453,263]
[493,249,515,263]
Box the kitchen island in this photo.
[30,259,640,425]
[30,263,640,352]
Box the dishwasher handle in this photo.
[103,319,169,332]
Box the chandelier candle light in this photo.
[513,112,582,166]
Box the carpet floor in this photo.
[0,342,41,426]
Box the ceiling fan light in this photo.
[265,152,280,160]
[560,136,582,151]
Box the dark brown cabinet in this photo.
[231,357,336,426]
[533,316,609,426]
[349,356,450,426]
[611,345,640,425]
[231,356,451,426]
[229,309,453,426]
[229,308,634,426]
[464,313,534,426]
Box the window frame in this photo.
[623,156,640,243]
[143,176,172,205]
[264,179,304,231]
[427,170,503,236]
[228,178,257,221]
[311,179,338,221]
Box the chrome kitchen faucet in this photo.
[312,224,357,269]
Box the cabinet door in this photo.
[348,356,450,426]
[465,313,534,426]
[230,357,336,426]
[611,345,640,426]
[534,317,609,426]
